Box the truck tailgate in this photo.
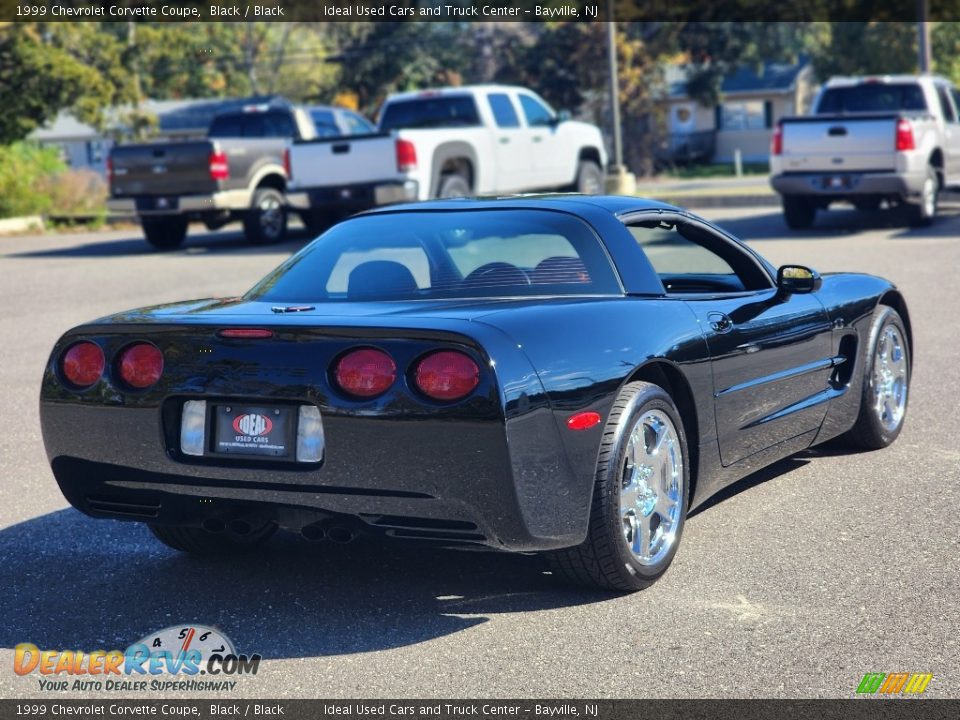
[781,117,897,173]
[289,134,398,188]
[111,141,217,197]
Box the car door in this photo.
[485,91,531,191]
[518,92,564,187]
[933,84,960,182]
[627,217,835,467]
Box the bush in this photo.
[0,142,66,218]
[39,168,108,218]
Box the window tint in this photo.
[208,114,242,137]
[248,210,620,302]
[817,83,927,114]
[936,86,957,122]
[488,93,520,128]
[629,221,769,294]
[310,110,340,138]
[519,94,554,127]
[342,111,376,135]
[952,88,960,119]
[379,97,481,131]
[260,112,296,138]
[209,112,295,138]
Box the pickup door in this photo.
[780,115,899,174]
[110,141,217,198]
[288,134,398,189]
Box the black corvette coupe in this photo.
[40,196,911,591]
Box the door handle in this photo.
[708,312,734,333]
[499,137,510,144]
[532,136,543,143]
[332,143,350,154]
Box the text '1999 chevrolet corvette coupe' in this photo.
[40,196,911,591]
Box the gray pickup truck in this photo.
[770,75,960,228]
[107,102,376,249]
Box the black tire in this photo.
[141,216,187,250]
[574,160,604,195]
[782,196,816,229]
[839,306,911,450]
[905,166,938,227]
[243,186,287,245]
[548,382,690,592]
[148,522,276,554]
[436,173,471,199]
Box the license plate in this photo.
[823,175,849,190]
[137,196,179,211]
[213,404,294,457]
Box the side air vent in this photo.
[831,333,858,388]
[86,496,161,519]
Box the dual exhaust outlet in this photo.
[200,516,357,543]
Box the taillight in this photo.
[895,118,915,151]
[209,150,229,181]
[61,342,105,388]
[106,156,114,185]
[396,139,417,172]
[217,328,274,339]
[334,348,396,398]
[118,343,164,389]
[414,351,479,402]
[282,148,291,179]
[771,123,783,156]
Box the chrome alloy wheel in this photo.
[258,195,285,238]
[872,323,908,432]
[620,409,683,566]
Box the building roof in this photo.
[667,57,809,99]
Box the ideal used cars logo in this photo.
[14,625,261,693]
[232,413,272,437]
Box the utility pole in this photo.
[918,0,932,73]
[605,16,636,194]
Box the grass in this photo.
[663,162,770,180]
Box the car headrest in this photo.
[531,256,590,285]
[347,261,419,299]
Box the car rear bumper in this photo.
[108,189,253,216]
[286,180,418,213]
[770,171,927,199]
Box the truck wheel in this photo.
[436,173,471,199]
[782,196,816,229]
[906,166,938,227]
[547,381,690,592]
[243,187,287,244]
[141,217,187,250]
[575,160,604,195]
[149,522,276,554]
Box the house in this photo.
[663,57,816,164]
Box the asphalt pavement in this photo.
[1,204,958,699]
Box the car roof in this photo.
[362,194,681,219]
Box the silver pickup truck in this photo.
[770,75,960,228]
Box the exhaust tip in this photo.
[229,519,252,536]
[326,524,356,544]
[202,518,226,534]
[301,523,326,542]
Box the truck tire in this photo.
[905,166,938,227]
[243,187,287,244]
[575,160,604,195]
[782,196,816,229]
[141,217,187,250]
[436,173,471,199]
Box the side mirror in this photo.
[551,110,571,126]
[777,265,822,294]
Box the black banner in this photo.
[2,700,960,720]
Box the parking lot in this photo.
[1,204,958,699]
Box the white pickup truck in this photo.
[770,75,960,228]
[285,85,607,230]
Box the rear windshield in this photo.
[247,210,620,302]
[817,83,928,114]
[209,111,296,138]
[379,96,481,131]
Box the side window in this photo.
[342,111,375,135]
[488,93,520,128]
[937,86,958,123]
[519,94,554,127]
[310,110,340,138]
[261,112,296,138]
[952,88,960,121]
[628,221,770,294]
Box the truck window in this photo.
[816,84,927,114]
[342,111,376,135]
[379,96,481,131]
[936,86,957,123]
[488,93,520,128]
[519,94,554,127]
[310,110,340,138]
[209,112,295,138]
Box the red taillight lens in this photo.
[334,348,396,398]
[118,343,164,389]
[282,148,291,179]
[217,328,274,339]
[209,150,229,180]
[396,139,417,172]
[414,351,479,402]
[771,123,783,156]
[895,118,915,151]
[61,342,105,388]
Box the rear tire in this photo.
[141,216,187,250]
[436,173,471,199]
[548,382,690,592]
[149,522,276,554]
[905,166,938,227]
[574,160,604,195]
[782,196,816,229]
[243,186,287,244]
